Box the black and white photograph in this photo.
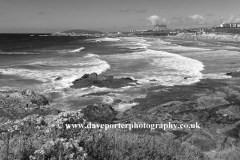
[0,0,240,159]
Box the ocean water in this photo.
[0,34,240,111]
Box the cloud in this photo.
[147,15,167,26]
[208,17,224,25]
[225,14,240,23]
[235,16,240,23]
[171,14,207,25]
[188,14,206,24]
[171,14,232,27]
[142,14,235,27]
[112,9,147,13]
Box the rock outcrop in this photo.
[81,104,117,123]
[71,72,137,89]
[0,90,49,107]
[0,90,58,120]
[120,80,240,152]
[226,71,240,77]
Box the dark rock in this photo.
[150,79,157,82]
[226,72,232,76]
[216,105,240,119]
[55,76,62,81]
[0,90,49,107]
[226,71,240,77]
[196,96,229,109]
[71,72,137,89]
[81,92,110,97]
[184,77,191,79]
[22,90,49,106]
[81,104,117,123]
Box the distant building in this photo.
[220,23,240,28]
[154,24,167,31]
[230,23,237,28]
[220,23,230,28]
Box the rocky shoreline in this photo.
[1,73,240,159]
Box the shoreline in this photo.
[1,35,240,159]
[167,32,240,48]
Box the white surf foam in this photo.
[102,96,115,104]
[98,37,121,41]
[85,39,102,43]
[108,37,151,50]
[102,49,204,86]
[55,85,146,110]
[0,54,110,89]
[151,44,211,52]
[61,86,125,98]
[69,47,85,53]
[83,53,100,58]
[113,102,139,112]
[148,38,211,52]
[115,42,150,50]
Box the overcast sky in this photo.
[0,0,240,33]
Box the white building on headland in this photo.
[220,23,240,28]
[154,24,167,31]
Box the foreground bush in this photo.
[80,129,208,160]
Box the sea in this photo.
[1,34,240,111]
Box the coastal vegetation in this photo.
[1,73,240,159]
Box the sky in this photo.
[0,0,240,33]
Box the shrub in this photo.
[80,129,208,160]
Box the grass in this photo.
[0,120,208,160]
[205,146,240,160]
[81,129,208,160]
[0,115,240,160]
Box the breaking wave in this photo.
[0,54,110,89]
[98,37,121,41]
[69,47,85,52]
[101,49,204,86]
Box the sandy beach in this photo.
[168,32,240,47]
